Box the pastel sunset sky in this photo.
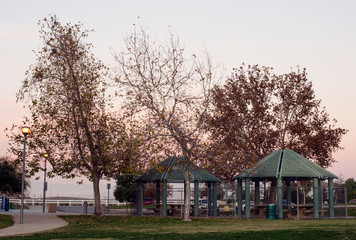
[1,0,355,198]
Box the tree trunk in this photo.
[225,182,229,205]
[183,169,191,221]
[92,173,102,216]
[268,180,277,204]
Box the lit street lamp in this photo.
[42,153,49,213]
[20,126,30,224]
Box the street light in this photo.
[107,183,111,214]
[42,153,49,213]
[20,126,30,224]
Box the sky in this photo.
[0,0,355,198]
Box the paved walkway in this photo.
[0,206,69,237]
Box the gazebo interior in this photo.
[135,156,221,217]
[233,149,338,219]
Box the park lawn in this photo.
[0,215,13,229]
[1,216,356,240]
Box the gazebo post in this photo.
[194,180,199,217]
[245,177,251,219]
[286,178,291,209]
[155,181,160,210]
[318,178,322,217]
[254,179,260,215]
[313,177,319,219]
[277,177,283,219]
[208,182,212,216]
[137,181,143,216]
[162,180,167,217]
[213,182,218,217]
[263,181,267,204]
[237,179,243,217]
[328,178,334,218]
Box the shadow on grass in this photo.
[0,229,354,240]
[0,216,355,240]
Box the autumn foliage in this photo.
[205,64,347,182]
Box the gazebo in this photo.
[136,156,221,217]
[232,149,338,219]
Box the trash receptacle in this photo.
[48,203,57,213]
[266,204,276,219]
[83,201,88,214]
[4,197,9,211]
[1,195,6,210]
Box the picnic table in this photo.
[250,203,324,219]
[250,204,267,218]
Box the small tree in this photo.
[345,178,356,202]
[114,174,136,209]
[0,157,29,195]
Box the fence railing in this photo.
[134,186,350,218]
[9,198,125,207]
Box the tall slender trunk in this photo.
[183,169,191,221]
[268,180,277,204]
[92,173,101,216]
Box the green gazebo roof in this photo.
[136,156,221,183]
[232,149,337,180]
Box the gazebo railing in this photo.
[131,185,349,219]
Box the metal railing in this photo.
[9,198,125,207]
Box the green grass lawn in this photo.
[0,215,13,229]
[1,216,356,240]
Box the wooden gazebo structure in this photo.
[136,156,221,217]
[233,149,338,219]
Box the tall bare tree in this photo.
[114,27,219,221]
[8,16,143,216]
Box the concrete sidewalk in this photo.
[0,206,69,237]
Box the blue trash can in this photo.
[4,198,9,211]
[1,195,6,210]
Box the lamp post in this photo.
[20,126,30,224]
[42,153,48,213]
[107,183,111,214]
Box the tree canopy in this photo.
[206,64,347,182]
